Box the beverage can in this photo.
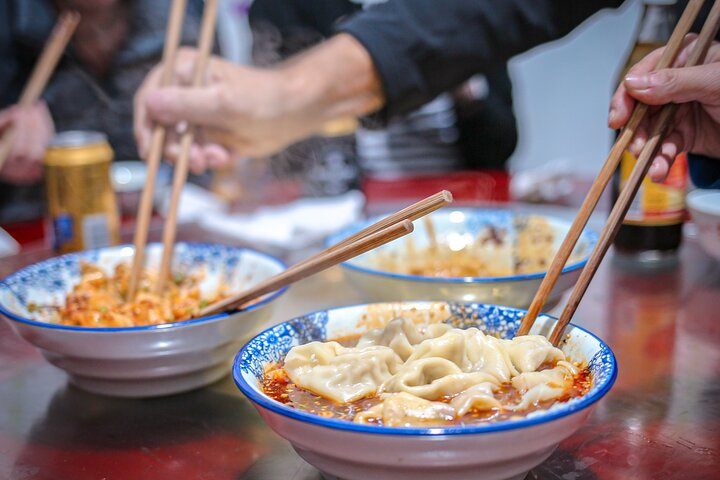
[44,131,120,253]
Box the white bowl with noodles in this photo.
[327,209,597,308]
[0,242,287,398]
[233,302,616,480]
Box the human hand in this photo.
[0,101,55,185]
[609,35,720,182]
[134,35,383,173]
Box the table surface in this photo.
[1,210,719,480]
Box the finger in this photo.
[164,141,181,164]
[173,48,200,86]
[628,121,650,157]
[203,143,231,169]
[624,63,720,106]
[609,81,636,129]
[609,42,690,128]
[189,143,207,174]
[670,34,699,68]
[145,86,227,129]
[134,66,163,159]
[648,131,684,182]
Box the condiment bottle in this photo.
[611,0,688,266]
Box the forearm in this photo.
[338,0,624,118]
[278,33,385,130]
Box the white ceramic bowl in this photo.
[234,302,617,480]
[0,242,286,398]
[328,209,597,308]
[687,189,720,261]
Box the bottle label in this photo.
[52,214,75,251]
[619,151,688,226]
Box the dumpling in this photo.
[284,341,402,403]
[450,382,501,416]
[405,328,518,383]
[381,357,498,399]
[511,361,579,410]
[505,335,565,373]
[357,317,451,360]
[354,392,455,427]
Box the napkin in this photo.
[0,227,20,258]
[160,182,229,223]
[199,190,365,250]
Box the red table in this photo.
[0,212,718,480]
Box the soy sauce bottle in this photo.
[611,0,688,265]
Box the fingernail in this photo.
[608,108,617,124]
[625,74,651,89]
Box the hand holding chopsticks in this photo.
[196,190,453,318]
[0,12,79,173]
[127,0,219,299]
[518,0,720,344]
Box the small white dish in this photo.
[328,209,597,308]
[0,242,287,397]
[234,301,617,480]
[687,189,720,261]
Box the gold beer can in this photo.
[44,131,120,253]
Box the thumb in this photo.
[145,86,226,129]
[0,106,17,134]
[624,64,720,105]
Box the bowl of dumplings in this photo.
[327,209,597,308]
[233,301,616,480]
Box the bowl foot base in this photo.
[67,360,231,398]
[296,444,557,480]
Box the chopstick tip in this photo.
[441,190,453,204]
[401,219,414,233]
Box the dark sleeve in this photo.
[0,0,19,107]
[688,154,720,189]
[337,0,624,118]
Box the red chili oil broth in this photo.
[262,333,592,426]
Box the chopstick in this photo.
[546,0,720,346]
[515,0,707,337]
[196,220,415,317]
[196,191,454,317]
[0,12,80,171]
[127,0,189,300]
[155,0,219,295]
[291,190,452,271]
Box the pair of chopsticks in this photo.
[195,190,453,318]
[127,0,219,300]
[517,0,720,345]
[0,12,80,171]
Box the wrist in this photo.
[278,33,384,134]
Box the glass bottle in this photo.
[611,0,688,266]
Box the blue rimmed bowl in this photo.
[327,209,597,308]
[234,301,616,480]
[0,242,287,398]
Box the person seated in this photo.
[0,0,204,224]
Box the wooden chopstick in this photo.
[127,0,189,300]
[289,190,452,272]
[515,0,706,337]
[155,0,219,294]
[196,220,415,317]
[0,12,80,170]
[546,0,720,346]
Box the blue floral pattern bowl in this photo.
[234,302,616,480]
[0,242,287,397]
[327,209,598,308]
